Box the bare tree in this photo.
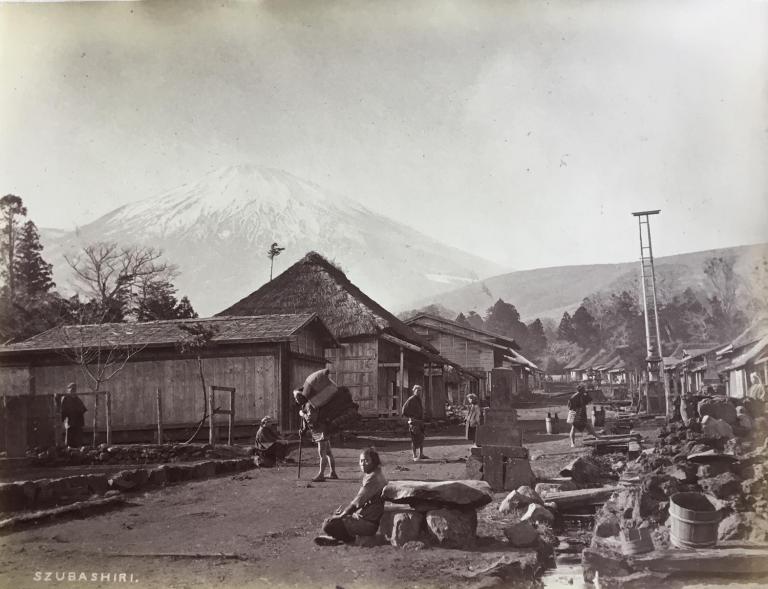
[177,322,218,443]
[64,242,177,320]
[56,306,147,393]
[267,242,285,281]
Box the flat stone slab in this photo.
[382,480,493,510]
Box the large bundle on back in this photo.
[302,368,359,433]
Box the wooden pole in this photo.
[156,387,163,444]
[105,392,112,446]
[92,393,99,447]
[52,394,61,447]
[428,363,434,417]
[398,347,405,412]
[228,389,235,446]
[208,385,215,446]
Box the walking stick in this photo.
[297,426,303,479]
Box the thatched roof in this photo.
[0,313,334,355]
[218,252,434,349]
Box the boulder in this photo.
[699,472,742,500]
[85,474,110,496]
[664,464,697,484]
[594,513,621,538]
[382,480,493,510]
[391,511,425,547]
[560,457,603,484]
[520,502,555,526]
[503,521,539,547]
[719,512,750,541]
[698,398,737,425]
[499,486,543,514]
[425,508,477,548]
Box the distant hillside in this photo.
[408,243,768,322]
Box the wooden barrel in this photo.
[669,492,720,548]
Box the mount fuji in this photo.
[42,164,503,316]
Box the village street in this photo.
[0,417,587,589]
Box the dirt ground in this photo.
[0,416,591,589]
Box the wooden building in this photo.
[717,316,768,398]
[218,252,451,418]
[404,314,540,404]
[0,313,336,443]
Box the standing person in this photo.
[465,394,482,444]
[295,390,338,482]
[254,416,289,466]
[402,385,428,461]
[567,385,599,448]
[314,447,387,546]
[60,382,87,447]
[748,374,766,402]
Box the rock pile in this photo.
[592,419,768,550]
[379,480,493,548]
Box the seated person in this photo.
[314,447,387,546]
[254,416,289,465]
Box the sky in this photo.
[1,0,766,271]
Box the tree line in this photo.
[446,253,766,373]
[0,194,198,343]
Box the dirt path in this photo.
[0,424,584,589]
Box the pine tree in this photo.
[0,194,27,304]
[571,305,599,349]
[14,220,54,297]
[485,299,528,347]
[526,318,547,360]
[557,312,576,342]
[455,312,469,326]
[466,311,485,330]
[175,296,198,319]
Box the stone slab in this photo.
[382,480,493,509]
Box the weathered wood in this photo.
[105,391,112,446]
[540,486,620,509]
[156,387,164,444]
[583,545,768,577]
[0,495,126,532]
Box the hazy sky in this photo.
[1,0,766,270]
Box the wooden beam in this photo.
[540,486,620,509]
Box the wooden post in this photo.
[52,394,61,447]
[92,393,99,447]
[156,387,163,444]
[208,385,215,446]
[399,347,405,411]
[105,392,112,446]
[228,389,235,446]
[428,362,434,417]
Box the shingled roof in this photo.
[218,251,434,350]
[0,313,332,354]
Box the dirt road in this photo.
[0,425,585,589]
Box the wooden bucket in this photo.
[669,492,720,549]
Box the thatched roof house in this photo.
[218,252,450,417]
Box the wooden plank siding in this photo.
[325,338,378,415]
[21,352,280,430]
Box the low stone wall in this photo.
[0,457,254,515]
[17,443,249,469]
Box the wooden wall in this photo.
[287,353,328,430]
[0,365,32,396]
[326,338,378,415]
